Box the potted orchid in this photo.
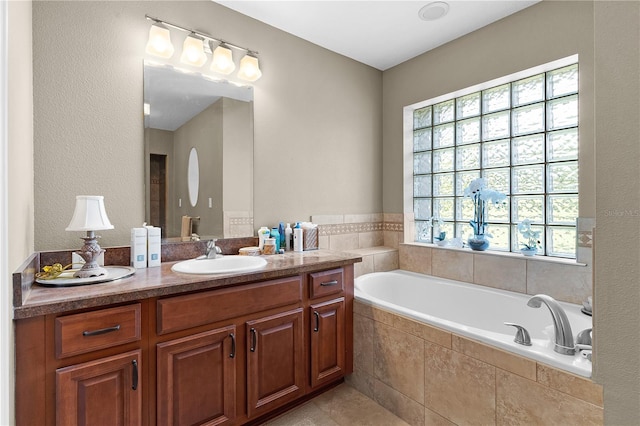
[517,219,541,256]
[463,178,506,251]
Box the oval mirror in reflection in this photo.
[187,147,199,207]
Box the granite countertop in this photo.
[13,250,362,319]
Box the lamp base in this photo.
[73,232,107,278]
[74,263,108,278]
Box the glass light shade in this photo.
[145,23,174,59]
[180,34,207,67]
[66,196,114,232]
[210,44,235,75]
[237,54,262,82]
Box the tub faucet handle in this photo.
[576,328,592,346]
[504,322,532,346]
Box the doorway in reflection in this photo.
[150,154,167,236]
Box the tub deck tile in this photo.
[452,335,537,381]
[536,364,604,407]
[424,341,496,425]
[496,369,603,425]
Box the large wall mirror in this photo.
[144,62,254,240]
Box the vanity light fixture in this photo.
[180,33,208,67]
[145,15,262,81]
[65,195,114,278]
[145,21,174,58]
[210,43,236,75]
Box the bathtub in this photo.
[355,270,592,377]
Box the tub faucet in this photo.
[527,294,575,355]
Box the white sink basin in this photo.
[171,255,267,275]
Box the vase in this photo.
[468,235,489,251]
[520,247,537,256]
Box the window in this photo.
[412,62,579,258]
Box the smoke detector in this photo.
[419,2,450,21]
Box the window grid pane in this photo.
[412,62,578,258]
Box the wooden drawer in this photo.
[309,268,344,299]
[55,304,141,359]
[157,276,302,335]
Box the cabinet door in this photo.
[56,349,142,426]
[246,308,305,419]
[157,326,236,426]
[310,298,345,388]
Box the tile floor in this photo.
[264,383,409,426]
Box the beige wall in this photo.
[32,1,382,250]
[382,1,595,217]
[593,1,640,423]
[174,100,224,237]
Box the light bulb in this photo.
[237,53,262,82]
[210,44,235,75]
[145,22,174,58]
[180,33,207,67]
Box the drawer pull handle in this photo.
[229,333,236,358]
[320,280,339,287]
[313,311,320,332]
[250,328,257,352]
[131,359,138,391]
[82,324,121,337]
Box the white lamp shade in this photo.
[237,54,262,82]
[180,34,207,67]
[210,44,235,75]
[66,196,114,231]
[145,23,174,59]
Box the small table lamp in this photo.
[66,195,114,278]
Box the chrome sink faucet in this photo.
[527,294,575,355]
[205,239,222,259]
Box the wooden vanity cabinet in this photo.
[308,268,348,389]
[245,308,305,419]
[56,349,143,426]
[15,264,355,426]
[54,304,144,426]
[156,325,237,426]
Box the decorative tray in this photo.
[35,266,136,287]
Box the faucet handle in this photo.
[576,328,592,346]
[504,322,532,346]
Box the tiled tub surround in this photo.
[399,243,591,305]
[348,301,603,425]
[355,270,592,378]
[313,213,403,277]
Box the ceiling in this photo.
[214,0,540,71]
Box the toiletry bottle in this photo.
[145,225,162,267]
[293,224,304,252]
[131,227,147,268]
[258,226,270,250]
[285,223,292,251]
[278,222,285,250]
[270,227,280,249]
[263,238,277,255]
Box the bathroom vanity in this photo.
[13,250,359,425]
